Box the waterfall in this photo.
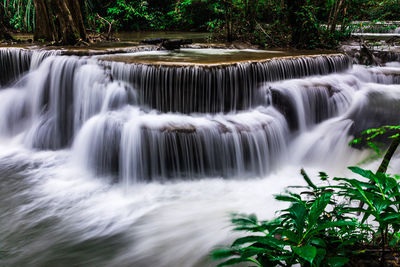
[0,48,398,182]
[1,46,400,267]
[72,107,288,182]
[0,48,59,86]
[24,56,88,149]
[103,54,350,113]
[0,48,31,86]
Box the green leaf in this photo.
[373,198,389,214]
[231,215,258,227]
[212,249,235,259]
[308,192,332,229]
[217,257,256,267]
[310,221,357,236]
[232,226,265,232]
[319,172,329,181]
[334,177,375,211]
[292,245,317,264]
[274,194,301,203]
[232,236,285,249]
[310,237,327,248]
[283,230,301,244]
[301,168,318,189]
[348,166,375,182]
[381,213,400,222]
[388,192,400,199]
[288,203,307,233]
[326,256,349,267]
[240,246,275,258]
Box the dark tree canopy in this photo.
[1,0,399,48]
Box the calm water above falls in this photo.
[0,48,399,266]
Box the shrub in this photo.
[213,127,400,266]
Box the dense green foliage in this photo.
[214,127,400,266]
[213,168,400,266]
[1,0,400,47]
[1,0,34,32]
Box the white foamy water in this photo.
[0,142,356,267]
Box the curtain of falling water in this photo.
[1,48,399,183]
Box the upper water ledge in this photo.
[96,48,340,67]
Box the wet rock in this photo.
[161,39,193,50]
[140,38,193,50]
[141,38,166,45]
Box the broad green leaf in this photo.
[310,237,327,248]
[292,245,317,264]
[348,166,376,181]
[308,192,332,229]
[212,249,235,259]
[373,198,389,213]
[383,177,399,194]
[288,203,307,233]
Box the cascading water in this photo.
[102,53,350,113]
[0,47,399,267]
[0,48,60,86]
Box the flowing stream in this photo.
[0,47,399,266]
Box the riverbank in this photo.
[2,31,399,67]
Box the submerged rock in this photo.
[141,38,193,50]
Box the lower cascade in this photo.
[0,47,400,266]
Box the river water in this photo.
[0,48,399,266]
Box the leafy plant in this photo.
[333,167,400,248]
[213,126,400,266]
[1,0,35,32]
[212,179,366,266]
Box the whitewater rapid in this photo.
[0,48,399,266]
[2,141,391,267]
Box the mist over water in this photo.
[0,47,399,266]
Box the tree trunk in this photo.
[376,136,400,174]
[34,0,57,41]
[224,2,233,42]
[34,0,87,45]
[330,0,344,33]
[340,3,348,33]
